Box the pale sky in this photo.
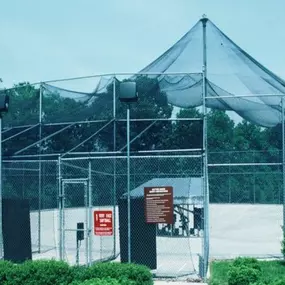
[1,0,285,91]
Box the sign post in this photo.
[144,186,174,224]
[94,210,113,236]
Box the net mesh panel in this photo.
[38,16,285,128]
[136,19,285,127]
[2,18,285,131]
[42,76,114,123]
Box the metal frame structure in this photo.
[1,16,285,279]
[0,72,206,275]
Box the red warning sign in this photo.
[94,210,113,236]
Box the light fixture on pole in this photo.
[0,90,10,258]
[119,81,138,263]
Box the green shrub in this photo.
[208,279,220,285]
[272,279,285,285]
[73,262,152,285]
[3,259,74,285]
[0,260,14,283]
[232,257,261,271]
[228,265,259,285]
[70,277,135,285]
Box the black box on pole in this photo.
[77,222,84,241]
[2,198,32,263]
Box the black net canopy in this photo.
[41,17,285,127]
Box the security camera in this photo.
[0,90,9,113]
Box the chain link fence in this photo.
[208,150,283,260]
[1,150,284,276]
[2,159,58,259]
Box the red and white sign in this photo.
[94,210,113,236]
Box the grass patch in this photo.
[210,259,285,285]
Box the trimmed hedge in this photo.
[0,260,152,285]
[1,260,74,285]
[73,262,153,285]
[70,277,135,285]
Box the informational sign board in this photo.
[94,210,113,236]
[144,186,174,224]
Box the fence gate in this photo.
[60,178,92,266]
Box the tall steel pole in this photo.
[113,76,117,257]
[58,155,63,260]
[0,115,3,258]
[127,104,131,263]
[281,95,285,238]
[88,160,93,265]
[201,14,209,279]
[38,84,43,253]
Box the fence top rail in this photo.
[2,159,58,163]
[208,162,282,167]
[60,154,203,161]
[4,72,202,88]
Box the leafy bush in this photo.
[208,279,220,285]
[3,259,74,285]
[272,279,285,285]
[232,257,261,271]
[0,261,14,283]
[73,262,152,285]
[0,260,152,285]
[70,277,135,285]
[228,265,259,285]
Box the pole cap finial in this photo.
[201,14,208,24]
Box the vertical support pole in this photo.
[127,104,131,263]
[58,156,64,260]
[88,160,93,265]
[76,239,79,266]
[84,180,88,266]
[201,15,209,279]
[0,115,3,258]
[112,76,117,257]
[228,162,231,203]
[281,95,285,238]
[38,83,43,253]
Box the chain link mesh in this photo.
[1,149,284,276]
[2,160,58,259]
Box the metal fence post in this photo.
[112,75,117,258]
[281,96,285,235]
[0,115,3,258]
[58,156,64,261]
[88,159,93,265]
[201,15,209,279]
[38,83,43,253]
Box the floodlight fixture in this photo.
[119,82,138,103]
